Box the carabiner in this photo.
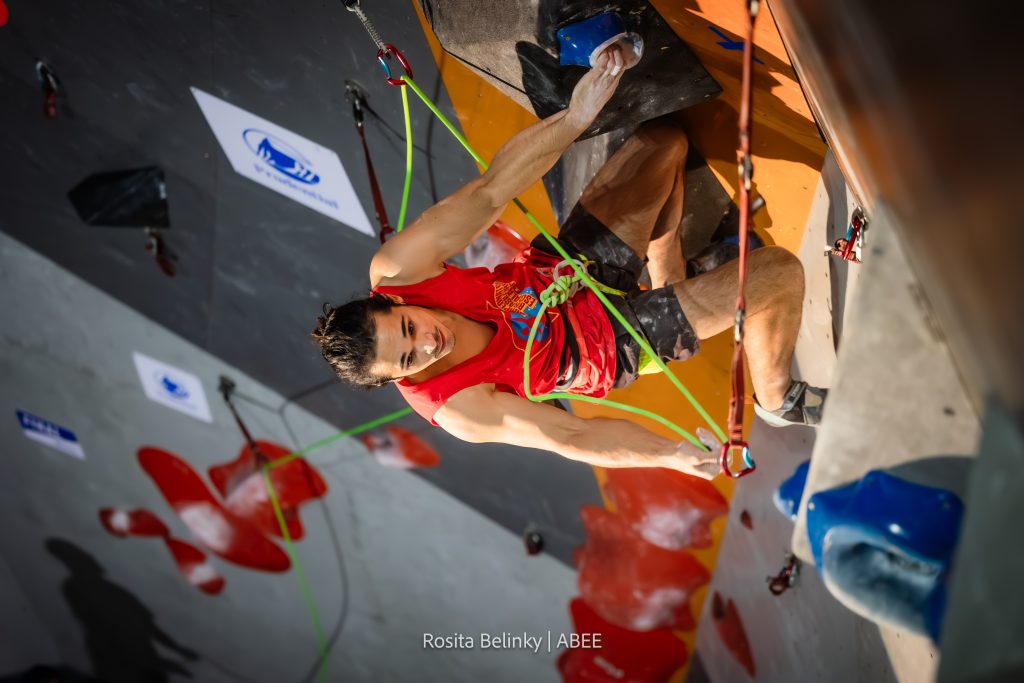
[720,441,756,478]
[377,44,413,86]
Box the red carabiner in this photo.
[720,441,756,478]
[377,44,413,86]
[840,214,861,261]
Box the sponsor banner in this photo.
[17,410,85,459]
[132,352,212,423]
[191,87,373,235]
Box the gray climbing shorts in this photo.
[532,203,700,388]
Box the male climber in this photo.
[312,47,825,478]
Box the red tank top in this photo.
[373,247,616,424]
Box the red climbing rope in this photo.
[720,0,760,479]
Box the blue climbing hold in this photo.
[806,470,964,640]
[773,459,810,520]
[557,12,643,68]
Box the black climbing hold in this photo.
[68,166,170,228]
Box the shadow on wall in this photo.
[0,664,99,683]
[44,539,197,683]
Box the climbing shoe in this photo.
[754,380,828,428]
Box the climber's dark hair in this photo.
[311,293,397,388]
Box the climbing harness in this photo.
[767,552,801,595]
[826,207,868,264]
[347,82,394,243]
[720,0,760,479]
[410,67,726,450]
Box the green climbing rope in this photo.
[265,406,414,470]
[258,405,413,682]
[397,84,413,231]
[263,468,329,682]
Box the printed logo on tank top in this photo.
[493,281,538,315]
[490,281,554,346]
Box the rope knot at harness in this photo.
[539,257,628,309]
[540,258,587,307]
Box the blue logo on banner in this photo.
[243,128,321,185]
[155,372,190,400]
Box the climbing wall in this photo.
[0,0,603,571]
[0,231,577,682]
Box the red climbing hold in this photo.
[0,1,9,28]
[557,597,688,683]
[463,221,530,270]
[711,592,756,677]
[164,537,225,595]
[99,507,225,595]
[740,509,753,529]
[208,440,328,540]
[138,447,290,572]
[360,427,441,468]
[99,507,169,538]
[576,506,710,631]
[602,468,729,549]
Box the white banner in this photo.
[191,87,373,235]
[132,352,212,423]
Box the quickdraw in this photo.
[144,227,177,277]
[722,0,760,479]
[35,60,60,119]
[767,552,801,595]
[346,82,394,243]
[826,207,868,264]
